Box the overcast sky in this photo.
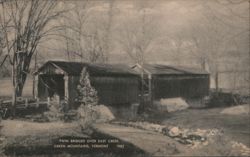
[36,0,249,70]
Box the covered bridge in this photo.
[34,61,209,108]
[132,64,210,102]
[34,61,139,109]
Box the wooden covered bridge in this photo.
[34,61,209,108]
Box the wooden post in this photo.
[47,97,50,106]
[140,68,144,112]
[215,72,219,92]
[33,75,39,99]
[64,75,69,109]
[148,74,152,105]
[25,98,28,108]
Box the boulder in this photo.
[169,127,181,137]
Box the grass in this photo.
[0,120,146,157]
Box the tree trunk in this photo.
[11,52,30,117]
[11,64,16,118]
[32,51,37,98]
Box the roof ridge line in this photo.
[149,63,191,74]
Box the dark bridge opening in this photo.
[38,74,65,100]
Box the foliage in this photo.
[75,67,98,106]
[43,101,64,122]
[75,67,99,128]
[77,104,98,130]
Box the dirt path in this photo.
[93,123,187,156]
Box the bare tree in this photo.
[117,9,159,65]
[61,0,115,63]
[0,28,4,64]
[100,0,115,63]
[116,2,160,108]
[0,0,64,117]
[181,0,249,91]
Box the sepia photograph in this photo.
[0,0,249,156]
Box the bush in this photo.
[75,67,98,106]
[43,99,64,122]
[77,104,98,129]
[75,68,99,128]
